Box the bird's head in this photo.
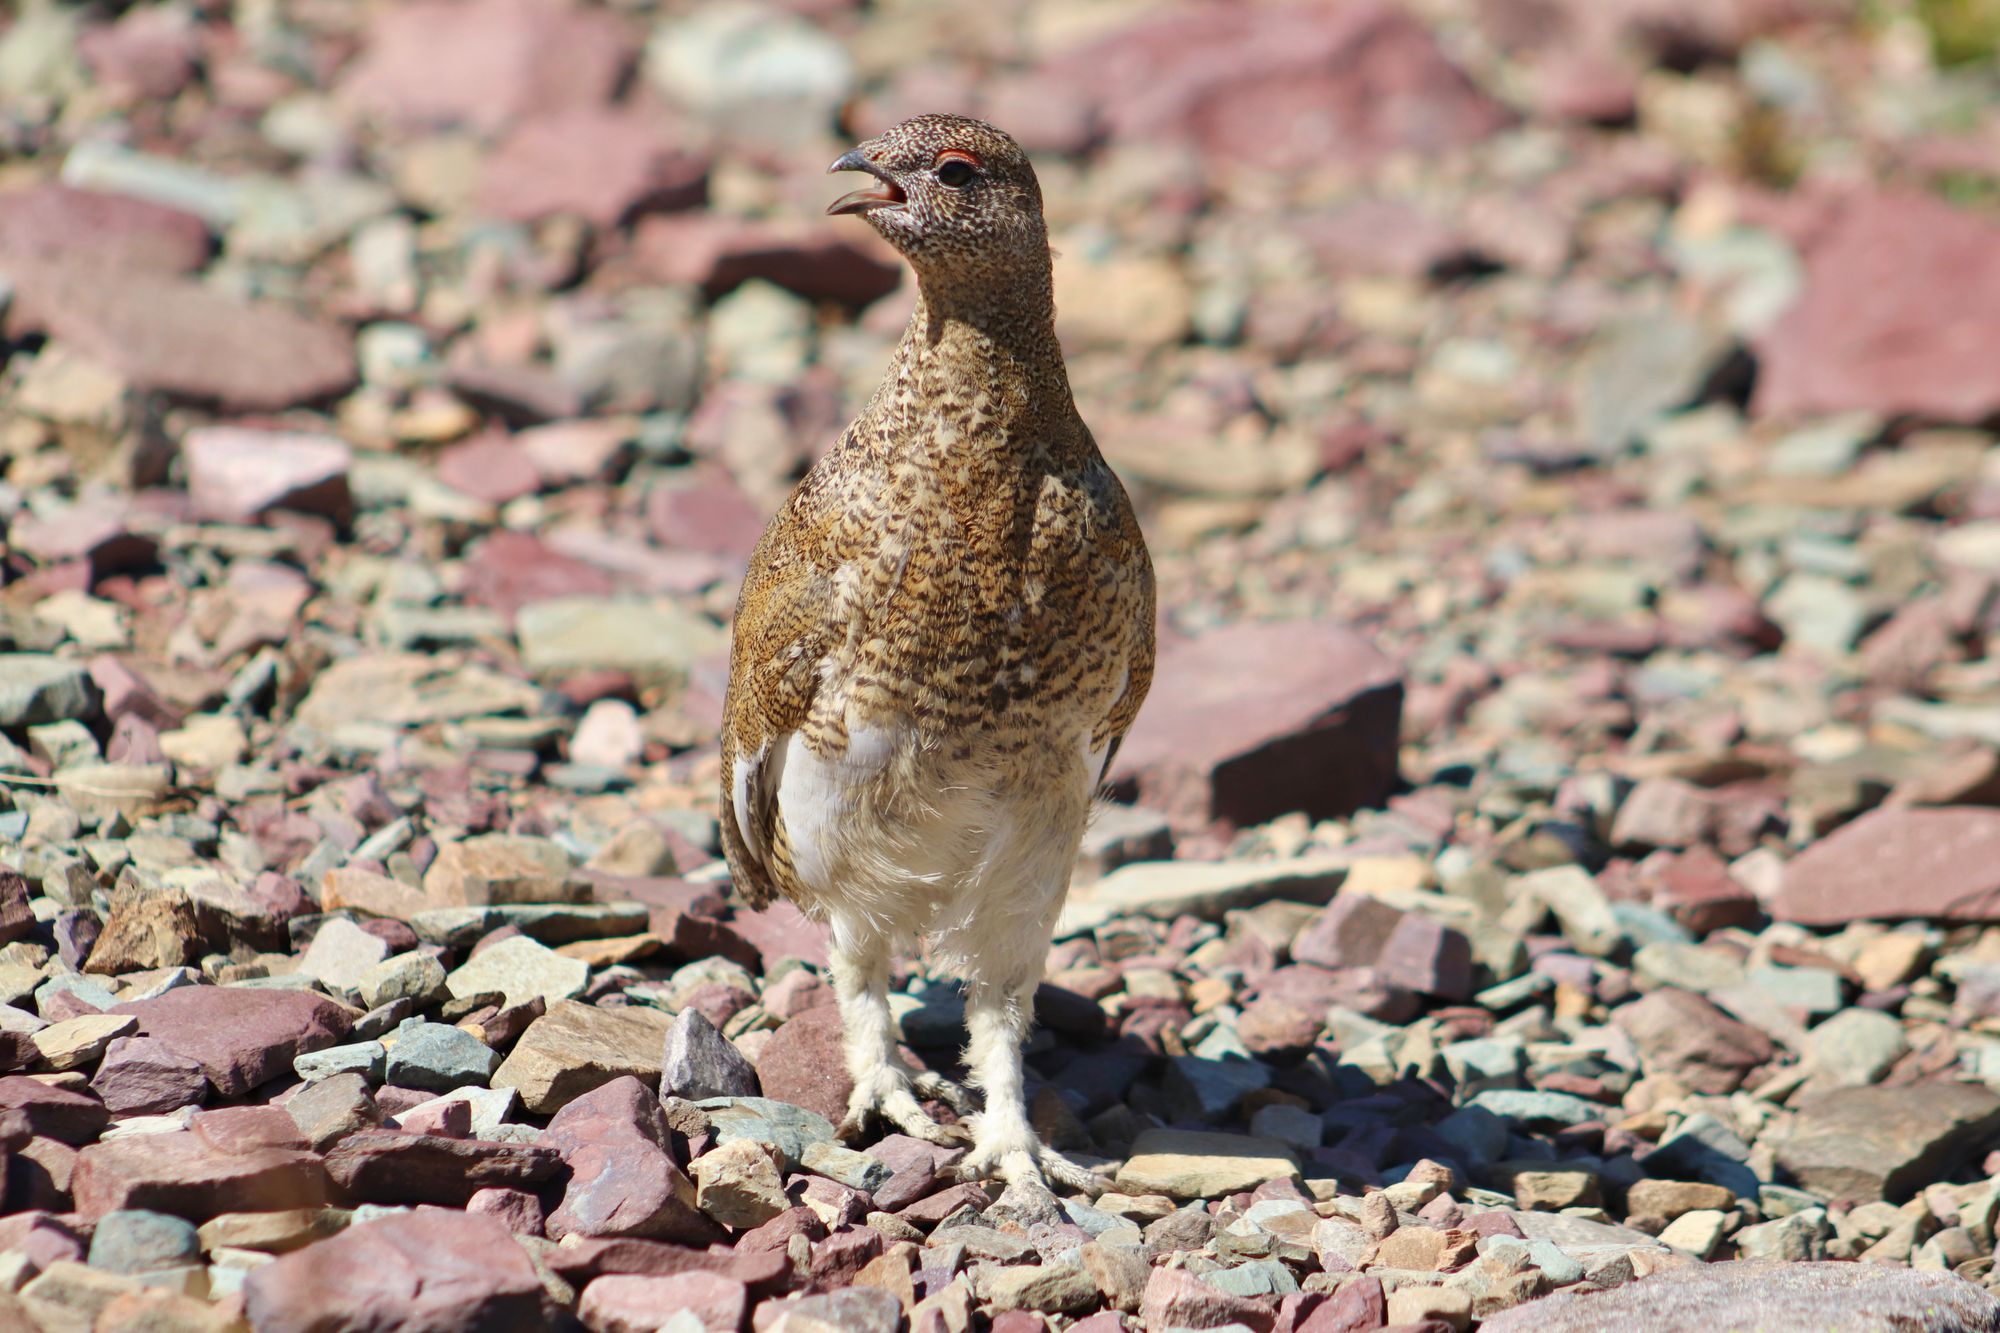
[826,114,1048,281]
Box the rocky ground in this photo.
[4,0,2000,1330]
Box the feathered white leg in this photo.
[830,921,969,1146]
[954,965,1104,1194]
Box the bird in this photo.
[717,113,1156,1193]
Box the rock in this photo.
[356,953,448,1012]
[1755,191,2000,423]
[752,1005,852,1124]
[1291,895,1472,999]
[243,1210,547,1332]
[197,1208,346,1255]
[112,986,351,1097]
[297,918,392,996]
[0,1076,113,1143]
[1062,858,1349,933]
[0,184,210,274]
[1614,988,1772,1094]
[643,4,852,145]
[477,107,707,228]
[323,1129,561,1206]
[445,935,589,1010]
[491,999,674,1114]
[189,1105,308,1156]
[0,655,100,727]
[4,264,357,412]
[1775,1083,2000,1202]
[283,1073,383,1151]
[681,1097,836,1172]
[1624,1179,1737,1223]
[982,1262,1099,1315]
[691,1138,789,1229]
[32,1013,137,1072]
[86,1210,200,1274]
[1775,807,2000,925]
[579,1272,749,1333]
[661,1008,761,1101]
[753,1288,902,1333]
[1140,1265,1279,1333]
[543,1076,710,1243]
[1112,621,1402,833]
[1480,1260,2000,1332]
[71,1131,326,1221]
[90,1037,207,1115]
[1114,1129,1299,1200]
[1803,1008,1909,1088]
[515,597,725,680]
[1048,1,1510,171]
[383,1021,501,1092]
[85,893,214,974]
[425,834,583,907]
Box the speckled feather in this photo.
[717,115,1155,926]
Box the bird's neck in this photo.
[892,260,1077,451]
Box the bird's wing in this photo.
[719,480,839,910]
[1089,470,1158,789]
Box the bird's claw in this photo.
[912,1070,979,1116]
[837,1083,972,1148]
[952,1138,1109,1197]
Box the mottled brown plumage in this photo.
[717,114,1154,1191]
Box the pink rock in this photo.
[518,420,633,486]
[579,1271,749,1333]
[190,1104,310,1155]
[434,434,543,506]
[72,1130,327,1221]
[393,1098,471,1138]
[468,1185,547,1236]
[541,1076,713,1244]
[462,530,617,623]
[1777,806,2000,925]
[724,899,831,972]
[1113,620,1403,835]
[632,214,903,306]
[88,654,179,728]
[111,986,352,1097]
[1043,1,1511,173]
[645,468,767,559]
[0,1077,111,1144]
[90,1036,207,1116]
[1755,191,2000,423]
[1140,1266,1278,1333]
[1293,896,1472,1001]
[323,1130,563,1206]
[244,1211,548,1333]
[78,6,200,101]
[3,263,356,411]
[477,106,708,227]
[8,496,155,580]
[336,0,637,134]
[182,427,353,526]
[752,1005,852,1125]
[0,184,210,274]
[1614,988,1772,1095]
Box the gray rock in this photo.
[384,1021,501,1093]
[1776,1083,2000,1202]
[87,1210,201,1274]
[297,918,392,996]
[1480,1260,1997,1333]
[801,1139,892,1192]
[0,654,99,727]
[295,1040,387,1084]
[683,1096,835,1172]
[659,1007,760,1101]
[1163,1053,1271,1121]
[444,936,589,1010]
[1803,1008,1909,1088]
[356,953,448,1011]
[1467,1089,1607,1130]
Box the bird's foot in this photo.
[953,1124,1109,1196]
[911,1069,978,1116]
[836,1075,971,1149]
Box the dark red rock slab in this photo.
[1044,1,1511,173]
[243,1209,549,1332]
[323,1130,563,1207]
[90,1035,207,1117]
[631,214,903,306]
[461,529,617,622]
[112,986,352,1097]
[753,1005,852,1125]
[71,1131,327,1221]
[1614,988,1773,1095]
[1755,191,2000,423]
[1775,806,2000,925]
[543,1236,790,1294]
[1292,895,1472,1000]
[541,1076,714,1244]
[1112,620,1403,834]
[476,106,708,227]
[0,183,210,273]
[3,261,357,412]
[0,1077,112,1145]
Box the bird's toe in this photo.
[912,1070,979,1116]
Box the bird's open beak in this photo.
[826,147,906,216]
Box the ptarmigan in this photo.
[718,114,1155,1192]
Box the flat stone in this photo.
[0,1076,113,1143]
[1614,988,1772,1095]
[112,986,352,1097]
[71,1131,327,1221]
[90,1037,207,1115]
[491,999,673,1114]
[1776,807,2000,924]
[181,427,354,522]
[543,1076,709,1244]
[425,834,584,908]
[752,1005,851,1124]
[283,1073,382,1151]
[1061,857,1349,933]
[295,1040,386,1084]
[33,1013,137,1072]
[578,1271,748,1333]
[445,934,589,1010]
[1481,1260,2000,1332]
[1113,1129,1299,1200]
[322,1129,561,1206]
[86,1209,200,1273]
[197,1208,348,1255]
[1776,1083,2000,1202]
[409,903,652,949]
[242,1210,546,1332]
[383,1021,500,1092]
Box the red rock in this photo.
[72,1130,327,1221]
[1755,192,2000,423]
[323,1130,562,1207]
[434,434,543,506]
[12,1136,78,1210]
[544,1237,790,1294]
[0,1031,36,1074]
[1292,896,1471,1000]
[477,107,708,227]
[579,1271,748,1333]
[1638,847,1760,935]
[395,1098,471,1138]
[0,184,209,273]
[462,529,617,621]
[8,495,158,583]
[1044,1,1510,173]
[1776,806,2000,925]
[0,1077,111,1144]
[336,0,637,134]
[444,361,585,426]
[1113,621,1403,834]
[725,900,832,971]
[645,468,768,559]
[632,214,903,306]
[989,1314,1048,1333]
[542,1076,712,1243]
[3,262,356,412]
[808,1227,883,1290]
[1298,1274,1385,1333]
[88,655,180,729]
[78,6,199,100]
[244,1210,549,1332]
[753,1005,853,1124]
[111,986,352,1098]
[1140,1266,1278,1333]
[1615,988,1772,1095]
[0,1212,85,1270]
[181,426,353,526]
[191,1105,310,1155]
[469,1186,546,1235]
[895,1182,990,1226]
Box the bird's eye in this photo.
[935,157,976,188]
